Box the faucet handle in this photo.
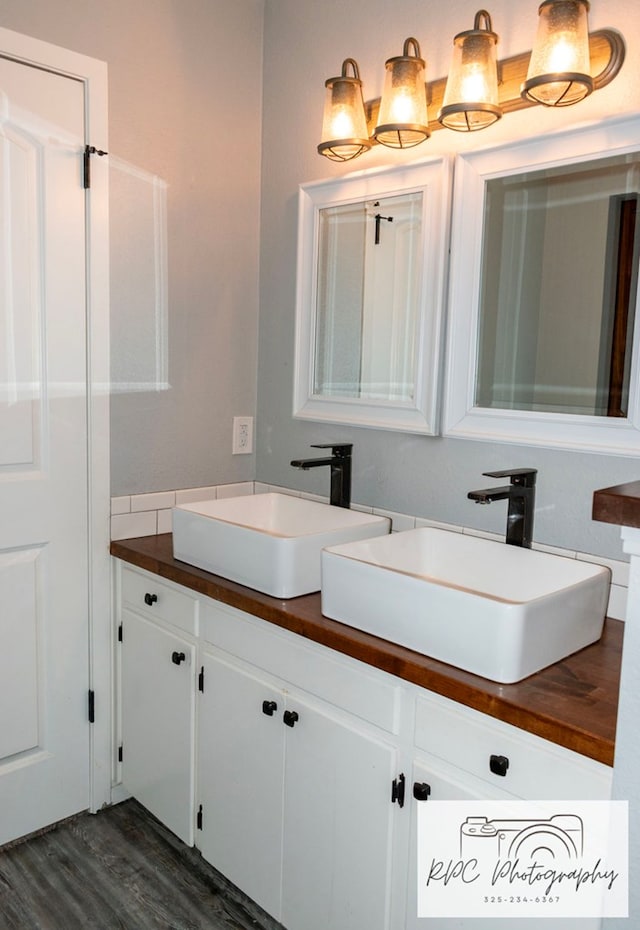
[483,468,537,486]
[310,443,353,457]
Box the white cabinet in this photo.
[280,692,396,930]
[197,645,398,930]
[413,690,612,801]
[115,562,612,930]
[120,567,198,846]
[197,652,284,918]
[402,691,611,930]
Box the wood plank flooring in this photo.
[0,800,282,930]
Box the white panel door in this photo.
[197,651,284,919]
[0,55,90,844]
[281,696,397,930]
[121,610,196,846]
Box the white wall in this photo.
[1,0,264,495]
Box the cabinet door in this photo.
[405,757,601,930]
[197,651,285,919]
[121,609,196,845]
[281,695,397,930]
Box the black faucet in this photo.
[290,443,352,509]
[467,468,537,548]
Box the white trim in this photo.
[443,114,640,456]
[0,27,111,812]
[621,526,640,558]
[294,158,451,435]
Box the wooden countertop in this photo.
[111,534,622,767]
[593,480,640,528]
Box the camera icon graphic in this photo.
[460,814,583,865]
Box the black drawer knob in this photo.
[171,651,186,665]
[490,754,510,777]
[283,710,299,728]
[413,781,431,801]
[262,700,278,716]
[144,592,158,606]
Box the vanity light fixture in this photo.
[316,1,625,162]
[317,58,372,162]
[373,38,430,148]
[438,10,501,132]
[521,0,593,106]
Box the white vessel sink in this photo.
[321,528,610,683]
[172,493,390,598]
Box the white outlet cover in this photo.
[232,416,253,454]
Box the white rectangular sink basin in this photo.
[172,493,390,598]
[321,528,610,683]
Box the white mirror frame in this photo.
[294,158,451,434]
[444,115,640,456]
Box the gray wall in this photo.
[257,0,640,561]
[8,0,640,556]
[2,0,264,495]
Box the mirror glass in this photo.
[294,159,450,434]
[314,191,422,403]
[444,116,640,454]
[476,154,640,418]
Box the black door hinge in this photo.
[391,772,405,807]
[88,689,95,724]
[118,623,123,643]
[198,666,204,693]
[83,144,108,189]
[196,804,203,831]
[118,745,123,763]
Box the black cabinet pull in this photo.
[171,651,186,665]
[283,710,299,728]
[391,773,405,807]
[262,700,278,716]
[489,754,510,776]
[413,781,431,801]
[144,592,158,606]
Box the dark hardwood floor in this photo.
[0,800,282,930]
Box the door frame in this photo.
[0,27,111,813]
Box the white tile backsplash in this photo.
[111,511,157,540]
[131,490,176,512]
[607,583,628,621]
[351,502,374,514]
[299,491,330,504]
[533,541,577,558]
[157,508,173,534]
[175,486,218,505]
[110,495,131,515]
[110,481,630,621]
[415,517,463,533]
[462,526,504,543]
[373,508,416,533]
[215,482,254,499]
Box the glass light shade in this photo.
[522,0,593,106]
[318,58,371,162]
[373,38,429,148]
[438,10,501,132]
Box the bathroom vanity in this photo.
[111,534,621,930]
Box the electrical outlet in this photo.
[232,416,254,455]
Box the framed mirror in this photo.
[444,115,640,454]
[294,158,450,433]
